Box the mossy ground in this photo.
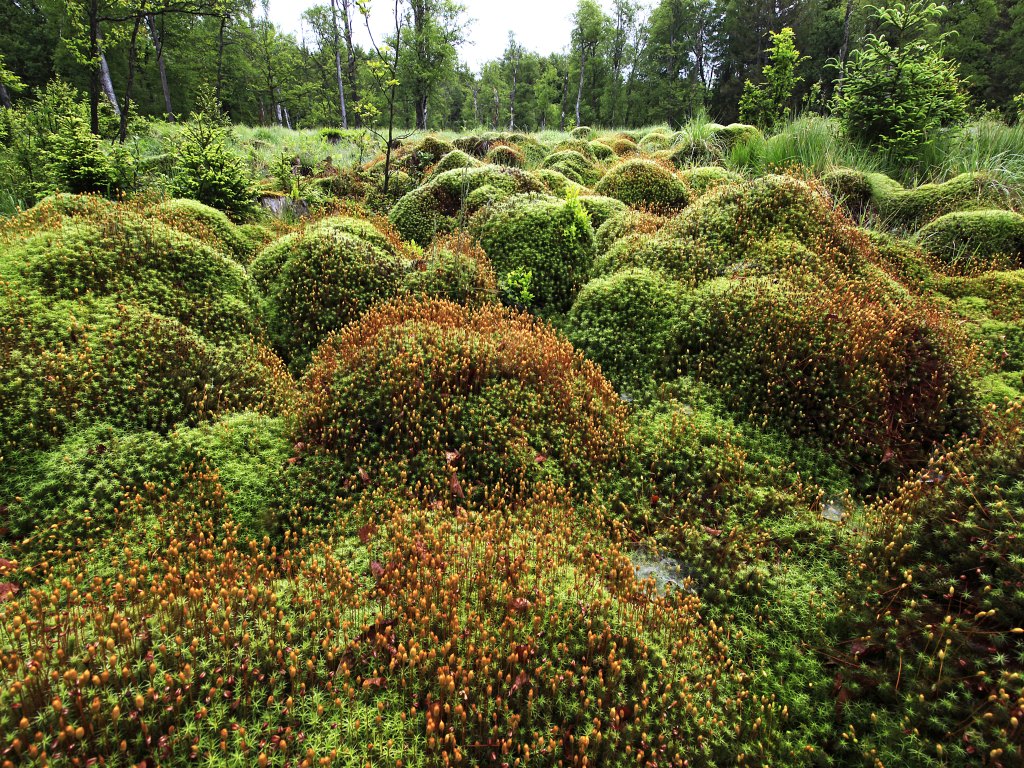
[1,122,1022,768]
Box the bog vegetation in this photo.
[1,0,1024,766]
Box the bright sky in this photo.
[269,0,652,72]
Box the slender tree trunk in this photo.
[472,85,479,125]
[560,71,568,130]
[491,86,499,129]
[0,82,12,108]
[330,0,348,128]
[836,0,855,97]
[415,94,429,130]
[147,14,175,121]
[575,47,586,126]
[119,15,143,141]
[382,1,401,195]
[341,0,359,125]
[89,0,101,134]
[509,56,518,130]
[99,51,121,117]
[216,16,228,100]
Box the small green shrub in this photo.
[594,159,688,210]
[570,125,593,140]
[171,93,257,221]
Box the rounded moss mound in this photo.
[594,159,689,210]
[675,275,978,476]
[588,140,614,160]
[578,194,627,229]
[463,183,508,210]
[679,166,742,197]
[915,209,1024,270]
[841,408,1024,767]
[593,232,719,284]
[594,208,668,254]
[662,174,858,268]
[0,291,293,464]
[638,132,673,152]
[570,125,593,140]
[293,298,627,501]
[404,233,497,306]
[821,168,874,219]
[567,268,683,393]
[426,148,481,179]
[668,135,725,167]
[717,123,763,149]
[250,220,404,372]
[878,171,1014,230]
[534,167,583,197]
[149,198,254,261]
[470,194,596,311]
[389,165,544,245]
[4,413,289,546]
[541,149,601,186]
[1,210,261,344]
[553,139,596,159]
[485,143,525,167]
[610,137,639,156]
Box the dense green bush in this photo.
[44,113,123,197]
[250,218,404,371]
[915,209,1024,269]
[567,268,683,393]
[832,1,968,161]
[470,193,595,311]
